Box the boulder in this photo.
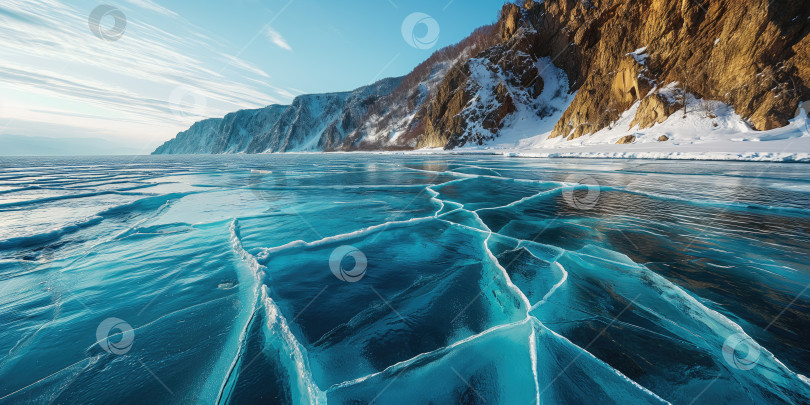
[630,93,682,129]
[616,135,636,144]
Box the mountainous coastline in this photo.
[153,0,810,155]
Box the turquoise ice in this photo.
[1,155,809,404]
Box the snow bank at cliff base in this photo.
[451,96,810,162]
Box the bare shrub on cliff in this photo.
[700,99,717,119]
[604,100,620,129]
[678,65,700,118]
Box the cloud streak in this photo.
[123,0,179,18]
[265,27,292,51]
[0,0,296,143]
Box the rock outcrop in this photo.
[630,92,682,130]
[538,0,809,138]
[616,135,636,144]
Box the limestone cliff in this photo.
[535,0,810,138]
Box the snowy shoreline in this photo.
[429,136,810,162]
[409,149,810,163]
[264,147,810,163]
[414,97,810,163]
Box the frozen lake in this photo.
[1,154,809,404]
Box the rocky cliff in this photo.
[537,0,810,139]
[154,0,809,154]
[153,78,402,154]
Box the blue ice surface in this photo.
[1,154,810,404]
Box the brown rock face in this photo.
[616,135,636,144]
[499,2,522,41]
[553,54,656,139]
[415,64,474,149]
[631,92,683,129]
[539,0,809,137]
[612,57,653,107]
[483,82,517,133]
[658,135,670,142]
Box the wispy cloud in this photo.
[0,0,287,143]
[222,54,271,78]
[265,27,292,51]
[123,0,179,18]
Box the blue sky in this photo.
[0,0,505,153]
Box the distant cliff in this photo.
[154,0,809,154]
[152,78,402,154]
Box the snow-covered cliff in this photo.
[153,77,402,154]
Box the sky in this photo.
[0,0,506,154]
